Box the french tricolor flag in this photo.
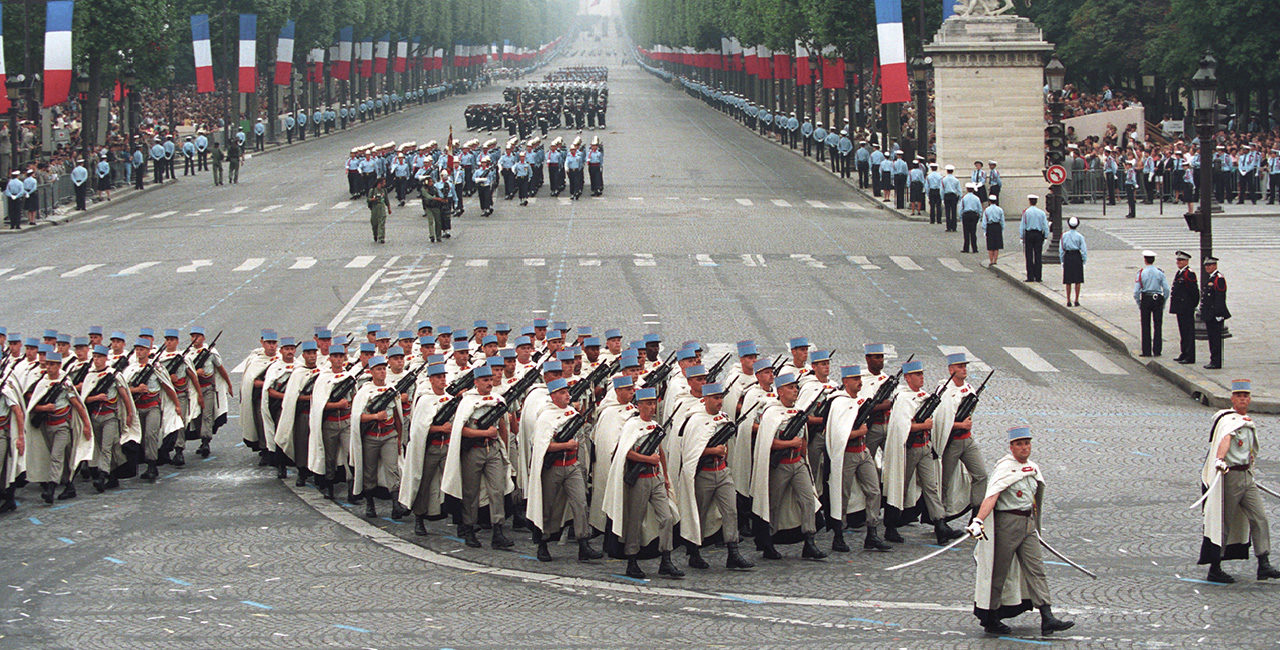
[0,5,8,114]
[42,0,74,108]
[375,34,389,74]
[333,27,353,81]
[395,40,408,73]
[274,20,295,87]
[795,41,811,86]
[310,48,325,83]
[359,39,373,78]
[238,14,257,93]
[191,14,215,93]
[875,0,911,104]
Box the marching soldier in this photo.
[0,369,24,512]
[967,426,1074,636]
[186,327,231,459]
[1170,250,1199,365]
[80,345,138,491]
[159,329,203,466]
[750,373,826,560]
[528,378,603,562]
[1198,379,1280,583]
[123,341,184,482]
[24,352,92,503]
[858,343,893,458]
[273,341,321,487]
[350,355,403,518]
[932,352,989,520]
[442,365,514,548]
[882,359,964,545]
[305,344,357,500]
[238,331,279,462]
[398,363,451,535]
[824,366,892,552]
[367,178,391,244]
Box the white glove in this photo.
[966,518,986,540]
[1215,459,1229,473]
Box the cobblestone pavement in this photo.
[2,34,1279,648]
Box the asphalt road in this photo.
[1,33,1277,647]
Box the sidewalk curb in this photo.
[986,261,1280,414]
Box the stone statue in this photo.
[954,0,1017,17]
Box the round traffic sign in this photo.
[1045,165,1066,185]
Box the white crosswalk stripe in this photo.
[736,198,753,206]
[176,259,213,273]
[890,256,922,270]
[345,255,376,269]
[0,268,13,279]
[148,210,177,220]
[465,259,490,267]
[524,258,546,266]
[938,257,972,273]
[633,253,656,267]
[226,206,246,214]
[330,202,347,209]
[847,255,880,270]
[579,257,601,266]
[296,203,317,211]
[790,253,826,268]
[289,257,316,270]
[772,199,791,207]
[8,265,54,281]
[114,261,161,276]
[696,254,718,267]
[260,204,283,213]
[628,197,643,201]
[1070,349,1128,375]
[114,212,143,222]
[1098,222,1280,250]
[61,264,103,278]
[936,345,992,372]
[842,201,860,210]
[1004,347,1058,372]
[233,258,265,272]
[559,198,571,205]
[806,200,830,209]
[80,214,111,224]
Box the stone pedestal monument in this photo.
[925,11,1053,218]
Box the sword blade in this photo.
[1257,482,1280,500]
[1189,471,1223,510]
[1036,533,1098,580]
[884,534,969,571]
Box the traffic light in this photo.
[1045,123,1066,165]
[1213,103,1231,132]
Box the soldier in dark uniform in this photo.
[1200,257,1230,369]
[1170,250,1200,365]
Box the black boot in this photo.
[170,449,185,467]
[626,556,647,579]
[981,613,1011,635]
[831,525,850,553]
[578,538,603,561]
[57,482,77,500]
[414,515,428,537]
[1206,562,1235,584]
[296,469,308,488]
[536,541,553,562]
[142,462,159,482]
[726,543,754,569]
[802,533,828,559]
[461,525,482,548]
[1258,553,1280,580]
[41,482,56,504]
[324,479,336,501]
[935,522,963,545]
[197,440,210,458]
[92,469,106,493]
[864,525,892,551]
[491,523,514,549]
[258,450,271,466]
[390,501,408,520]
[658,551,685,578]
[0,487,15,513]
[512,511,529,530]
[275,452,288,479]
[364,496,377,519]
[884,525,904,543]
[104,475,119,489]
[686,542,710,569]
[1039,604,1074,635]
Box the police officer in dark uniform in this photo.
[1200,256,1230,369]
[1170,250,1200,365]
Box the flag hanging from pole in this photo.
[334,27,353,80]
[359,38,373,78]
[0,5,9,114]
[795,41,811,86]
[375,34,390,74]
[42,0,74,107]
[821,45,846,90]
[310,48,325,83]
[395,40,408,73]
[274,20,295,86]
[238,14,257,93]
[875,0,910,104]
[191,14,215,93]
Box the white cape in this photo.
[973,454,1044,612]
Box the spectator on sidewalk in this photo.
[942,165,961,232]
[981,196,1004,266]
[960,184,983,254]
[71,159,89,211]
[1133,250,1169,357]
[909,160,925,216]
[1059,217,1087,307]
[1170,250,1199,365]
[22,167,38,224]
[1019,195,1048,283]
[95,154,112,202]
[5,170,24,229]
[926,163,943,224]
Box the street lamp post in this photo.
[6,74,24,170]
[166,65,176,137]
[1189,51,1216,264]
[124,66,138,137]
[75,71,90,160]
[1044,55,1066,265]
[910,55,930,161]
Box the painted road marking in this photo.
[890,256,922,271]
[1005,347,1059,373]
[1071,349,1128,375]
